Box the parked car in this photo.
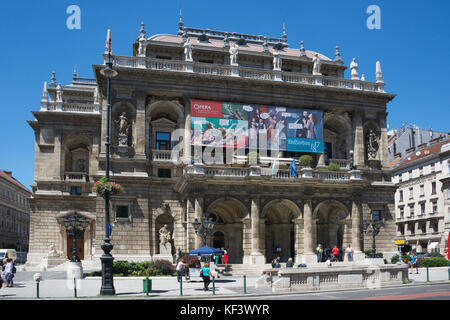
[415,252,432,258]
[0,249,17,262]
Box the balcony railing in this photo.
[64,172,89,182]
[152,149,179,161]
[328,158,351,170]
[110,56,387,93]
[42,102,100,113]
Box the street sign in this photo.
[395,239,405,245]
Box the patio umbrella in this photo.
[188,246,224,257]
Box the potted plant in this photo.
[92,176,123,197]
[298,155,313,168]
[327,163,341,172]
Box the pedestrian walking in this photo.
[346,244,354,262]
[222,248,228,265]
[316,244,323,262]
[4,259,14,287]
[176,258,187,283]
[332,245,339,262]
[201,262,212,291]
[410,252,419,274]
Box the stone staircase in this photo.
[214,264,272,276]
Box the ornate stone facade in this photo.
[27,22,397,267]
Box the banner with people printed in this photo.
[190,99,323,153]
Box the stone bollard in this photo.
[33,273,42,299]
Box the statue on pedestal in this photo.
[159,224,172,254]
[184,39,193,61]
[312,54,322,75]
[229,44,238,66]
[115,112,130,146]
[273,50,281,71]
[366,129,379,160]
[350,58,359,80]
[47,244,62,258]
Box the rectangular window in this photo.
[156,132,171,150]
[399,190,404,202]
[419,167,423,176]
[431,182,437,195]
[409,187,413,199]
[409,205,414,217]
[116,205,129,219]
[70,186,82,196]
[420,203,425,215]
[408,170,412,179]
[399,207,404,219]
[158,168,172,178]
[372,210,382,222]
[432,201,438,214]
[420,184,424,197]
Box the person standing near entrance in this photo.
[346,244,354,262]
[332,245,339,262]
[201,262,212,291]
[316,244,323,262]
[222,248,228,265]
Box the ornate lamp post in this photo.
[192,214,215,247]
[63,212,89,262]
[362,212,383,258]
[99,29,118,295]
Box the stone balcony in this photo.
[63,172,90,182]
[111,55,386,93]
[41,102,100,113]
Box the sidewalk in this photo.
[2,267,449,299]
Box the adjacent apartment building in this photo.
[27,19,398,267]
[391,136,450,253]
[0,171,31,251]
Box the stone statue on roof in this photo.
[273,50,281,71]
[229,44,238,66]
[350,58,359,80]
[312,54,322,75]
[184,39,193,61]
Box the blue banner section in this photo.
[286,138,323,153]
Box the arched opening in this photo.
[263,199,300,263]
[323,114,352,166]
[206,198,247,264]
[155,213,175,255]
[63,135,91,176]
[314,200,350,256]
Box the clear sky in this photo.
[0,0,449,189]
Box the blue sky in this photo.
[0,0,449,189]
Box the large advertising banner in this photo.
[190,100,323,153]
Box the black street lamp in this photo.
[349,149,355,170]
[63,212,89,262]
[192,214,215,247]
[99,30,118,296]
[362,211,383,258]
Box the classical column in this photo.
[353,112,365,168]
[194,197,203,249]
[379,116,389,169]
[303,200,313,253]
[294,218,303,263]
[135,95,146,157]
[249,198,265,264]
[183,113,191,163]
[351,200,362,252]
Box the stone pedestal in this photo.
[67,261,83,279]
[244,252,266,265]
[300,253,317,265]
[300,167,313,178]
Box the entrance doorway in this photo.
[213,231,225,249]
[67,230,84,260]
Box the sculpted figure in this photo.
[312,54,321,75]
[350,58,359,79]
[229,44,238,65]
[273,50,281,70]
[183,39,193,61]
[159,224,171,245]
[116,112,130,136]
[366,129,379,159]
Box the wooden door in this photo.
[67,231,84,260]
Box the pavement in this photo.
[1,266,449,300]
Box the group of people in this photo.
[0,259,16,288]
[316,244,354,263]
[271,257,295,268]
[175,247,229,292]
